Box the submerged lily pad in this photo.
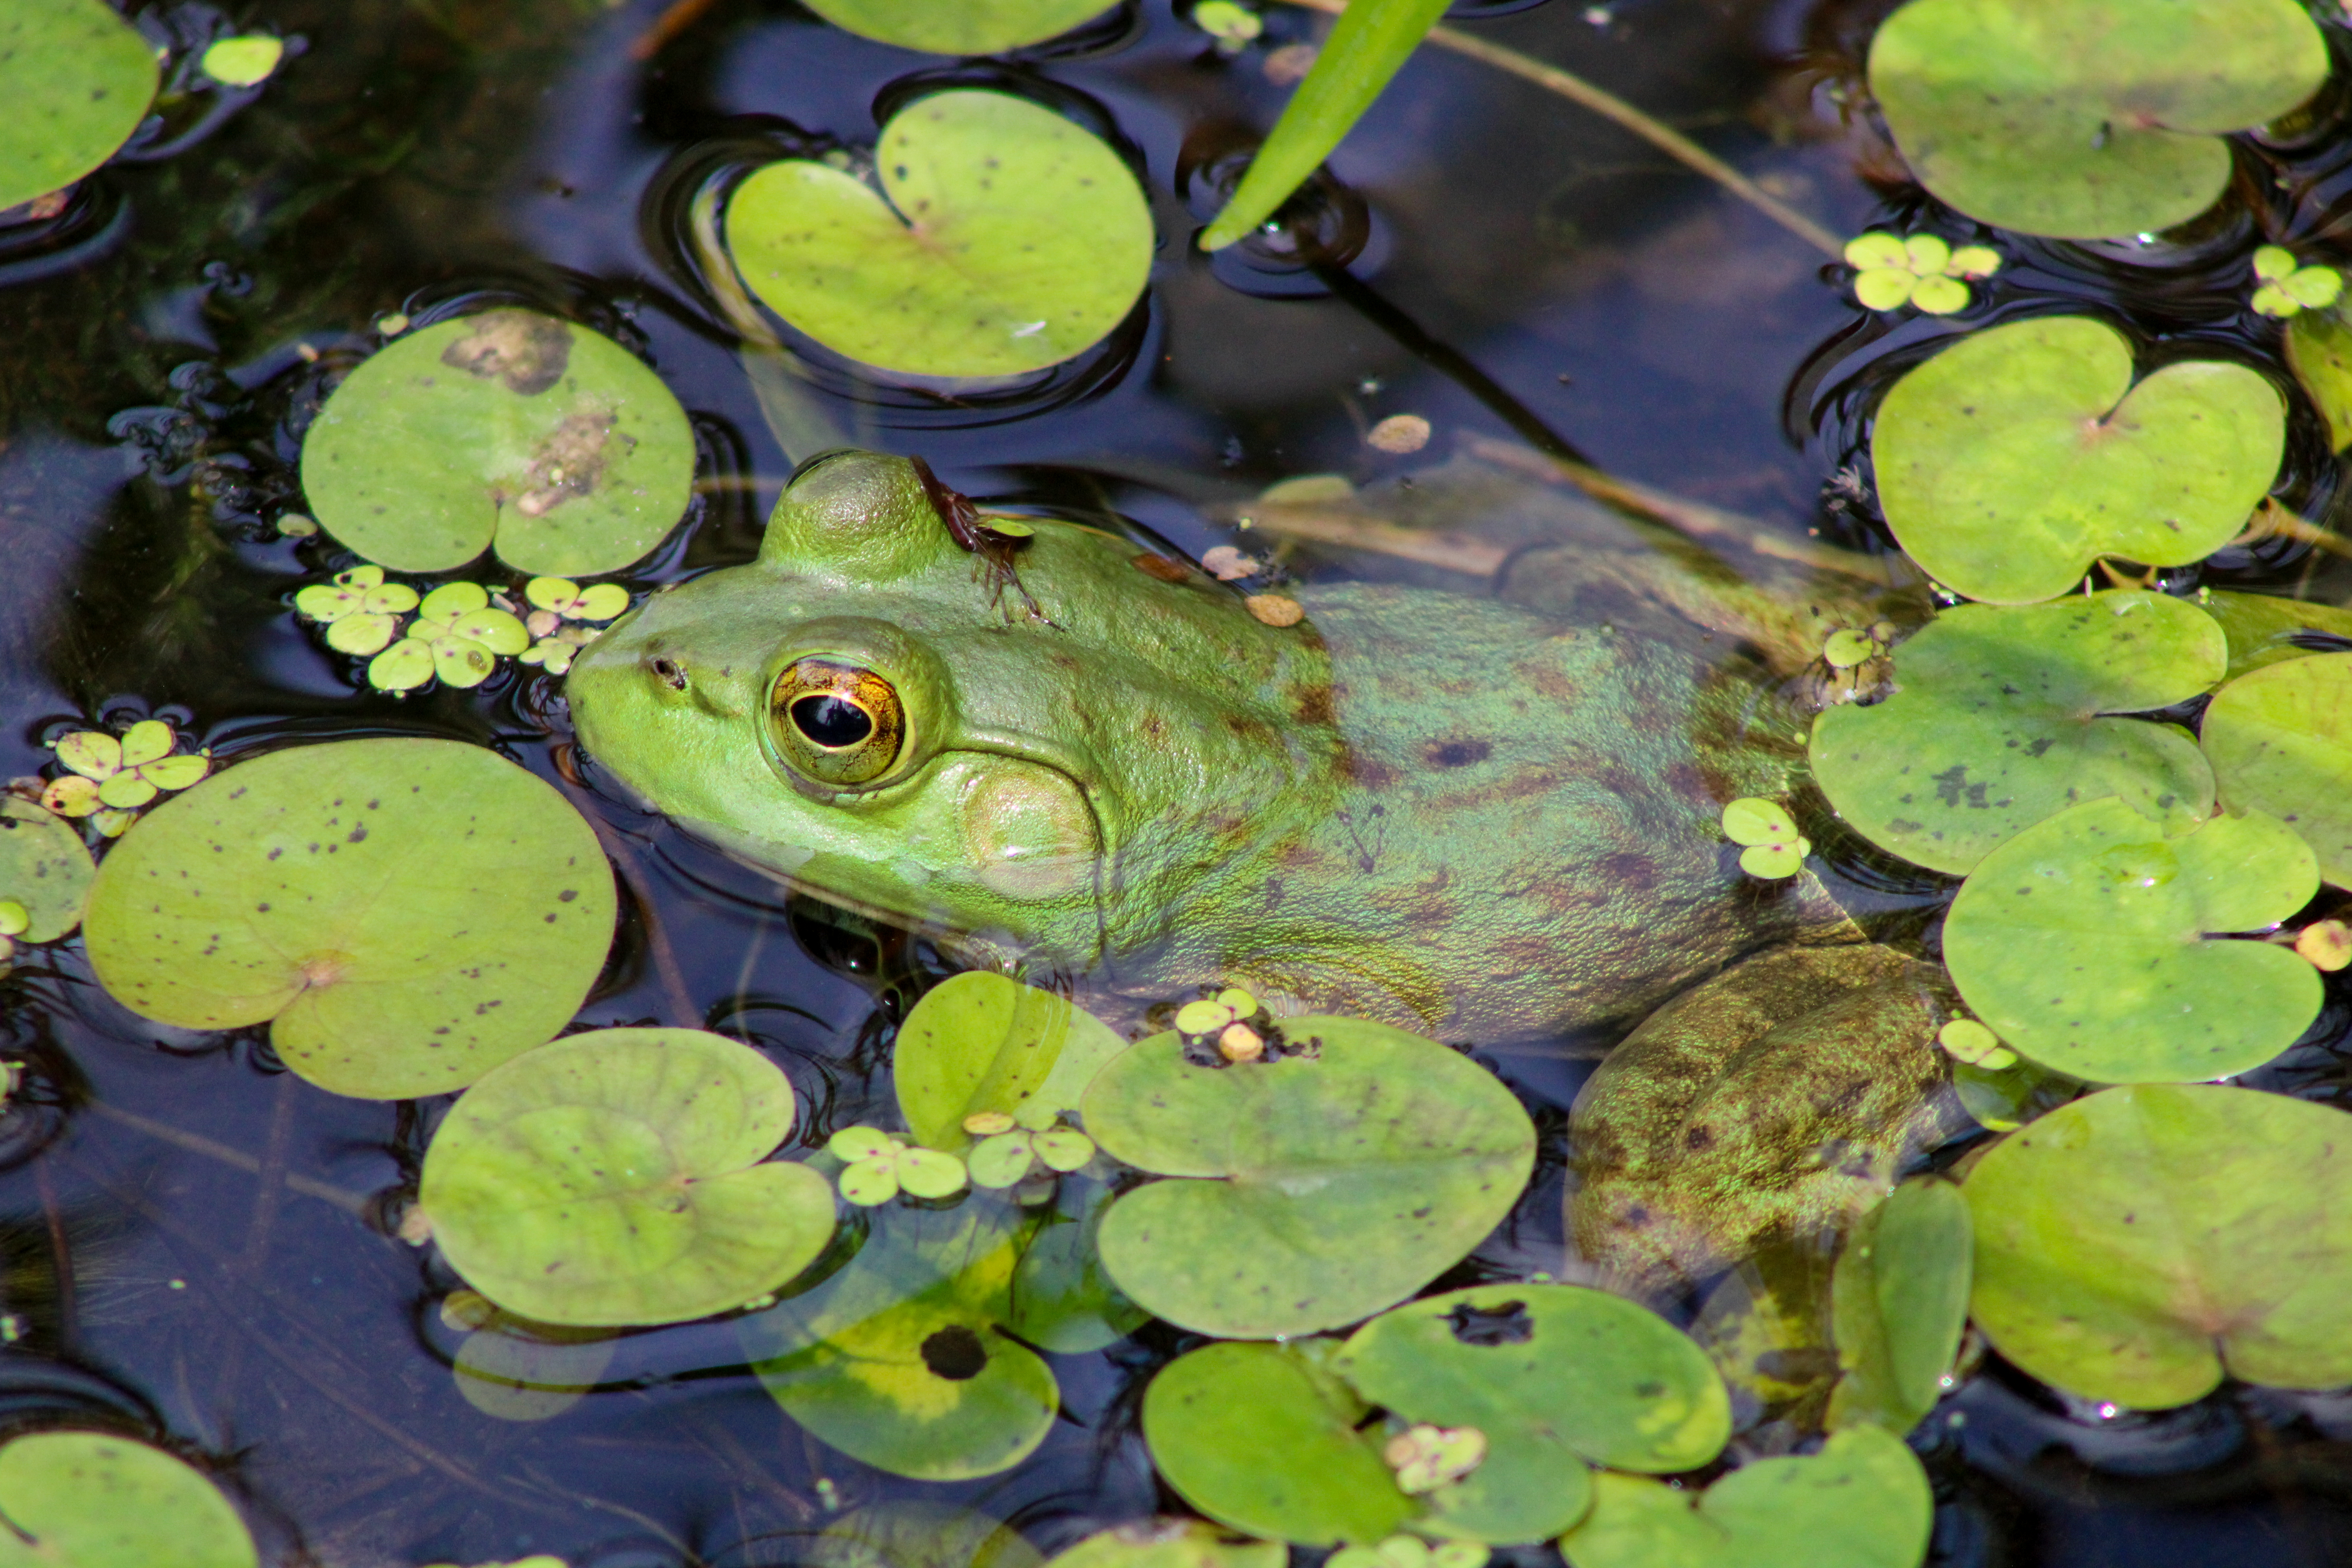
[805,1504,1043,1568]
[452,1317,619,1423]
[895,971,1126,1151]
[0,1430,257,1568]
[0,797,93,943]
[422,1028,833,1327]
[726,91,1152,378]
[1143,1341,1414,1546]
[84,739,615,1099]
[1044,1520,1282,1568]
[0,0,160,213]
[1007,1176,1147,1353]
[300,310,696,576]
[1556,1424,1930,1568]
[1085,1018,1534,1338]
[1872,317,2283,605]
[1867,0,2327,240]
[1810,591,2221,874]
[800,0,1114,52]
[1942,797,2319,1083]
[1965,1084,2352,1408]
[1334,1284,1729,1543]
[2200,589,2352,680]
[742,1200,1057,1481]
[1825,1177,1971,1436]
[2201,653,2352,888]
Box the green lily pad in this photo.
[896,971,1127,1151]
[805,1504,1043,1568]
[300,309,695,576]
[1811,591,2221,874]
[1942,796,2320,1083]
[2286,305,2352,452]
[726,91,1152,378]
[200,34,283,87]
[1556,1424,1931,1568]
[1333,1285,1729,1543]
[1570,947,1968,1294]
[2200,589,2352,681]
[1824,1177,1971,1436]
[1965,1084,2352,1408]
[422,1027,833,1327]
[0,0,160,213]
[2201,652,2352,888]
[1084,1018,1535,1338]
[1867,0,2327,240]
[1872,316,2283,605]
[0,1430,256,1568]
[742,1199,1058,1481]
[0,797,93,943]
[1143,1341,1415,1546]
[84,738,616,1099]
[1044,1520,1283,1568]
[800,0,1114,52]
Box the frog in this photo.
[565,447,1911,1044]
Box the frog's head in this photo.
[566,450,1336,962]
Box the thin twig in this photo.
[1272,0,1845,258]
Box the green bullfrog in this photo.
[566,448,1901,1043]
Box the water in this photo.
[8,0,2352,1562]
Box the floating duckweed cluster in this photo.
[293,565,629,690]
[1842,231,2000,316]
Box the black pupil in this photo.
[791,694,873,748]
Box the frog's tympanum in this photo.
[568,450,1892,1042]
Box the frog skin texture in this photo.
[567,449,1881,1044]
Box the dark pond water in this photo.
[12,0,2352,1563]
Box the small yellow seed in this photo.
[1219,1023,1265,1062]
[962,1110,1017,1136]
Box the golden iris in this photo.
[770,659,905,786]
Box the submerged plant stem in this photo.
[86,1101,370,1215]
[1271,0,1843,258]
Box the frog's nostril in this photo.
[649,655,688,691]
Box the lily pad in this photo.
[1872,317,2283,605]
[1570,947,1968,1294]
[1965,1084,2352,1408]
[2200,589,2352,681]
[895,971,1127,1151]
[1810,590,2221,874]
[2201,652,2352,888]
[800,0,1114,53]
[1556,1424,1931,1568]
[1867,0,2327,240]
[1143,1341,1415,1546]
[421,1028,834,1327]
[0,0,160,213]
[1044,1520,1283,1568]
[2286,305,2352,452]
[452,1319,619,1423]
[83,739,615,1099]
[300,309,696,576]
[1824,1177,1971,1436]
[1942,796,2320,1083]
[1334,1285,1730,1543]
[1084,1018,1535,1338]
[1007,1176,1148,1353]
[742,1199,1058,1481]
[0,797,93,943]
[805,1504,1043,1568]
[726,91,1152,378]
[0,1430,256,1568]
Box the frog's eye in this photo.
[770,658,905,787]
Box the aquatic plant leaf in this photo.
[1570,947,1968,1294]
[1810,590,2221,874]
[1825,1177,1971,1436]
[300,310,695,576]
[1044,1519,1283,1568]
[1944,796,2318,1083]
[1965,1084,2352,1408]
[2285,304,2352,452]
[0,1430,256,1568]
[83,738,617,1099]
[895,971,1127,1151]
[726,91,1152,378]
[1143,1341,1415,1546]
[0,797,93,943]
[1085,1018,1535,1338]
[800,0,1114,52]
[1872,317,2283,604]
[421,1028,833,1327]
[1198,0,1452,251]
[802,1503,1043,1568]
[742,1200,1057,1481]
[1556,1424,1930,1568]
[1007,1177,1147,1353]
[1867,0,2326,240]
[200,34,283,87]
[0,0,160,212]
[452,1321,619,1422]
[2200,589,2352,680]
[2202,652,2352,887]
